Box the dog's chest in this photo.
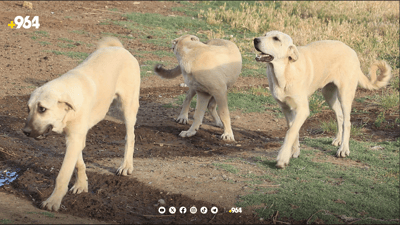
[267,72,286,102]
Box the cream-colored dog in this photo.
[254,31,392,168]
[154,34,242,141]
[22,37,141,211]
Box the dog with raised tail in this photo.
[254,30,392,168]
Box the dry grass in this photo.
[199,1,399,74]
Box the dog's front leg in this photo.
[180,91,211,138]
[276,104,309,168]
[281,104,300,158]
[41,134,86,211]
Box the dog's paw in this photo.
[175,115,189,124]
[220,133,235,142]
[116,163,134,176]
[276,158,290,169]
[154,64,164,71]
[70,180,88,194]
[179,130,196,138]
[336,146,350,158]
[291,149,300,158]
[332,138,342,146]
[41,196,62,212]
[291,144,301,158]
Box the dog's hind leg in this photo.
[281,104,300,158]
[336,84,356,158]
[213,91,235,141]
[322,83,343,146]
[176,88,196,124]
[70,151,88,194]
[180,91,211,138]
[207,97,223,128]
[116,91,140,176]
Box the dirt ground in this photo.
[0,1,398,224]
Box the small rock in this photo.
[179,83,188,87]
[371,145,384,150]
[158,199,166,206]
[22,1,33,9]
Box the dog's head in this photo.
[171,34,200,56]
[253,31,299,63]
[22,86,75,140]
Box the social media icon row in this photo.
[158,206,218,215]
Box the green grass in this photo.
[213,163,240,174]
[374,111,386,128]
[162,103,178,109]
[57,42,76,49]
[48,50,89,60]
[38,41,51,46]
[70,30,88,35]
[236,138,399,223]
[175,87,278,114]
[0,220,13,224]
[34,30,49,37]
[26,211,55,218]
[58,37,74,43]
[31,30,49,40]
[320,118,366,137]
[309,92,329,116]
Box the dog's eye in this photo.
[273,36,280,41]
[38,106,46,113]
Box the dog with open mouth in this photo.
[254,30,392,168]
[22,36,141,211]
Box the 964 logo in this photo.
[229,207,242,213]
[8,16,40,29]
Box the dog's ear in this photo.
[288,45,299,62]
[190,36,199,42]
[58,93,75,111]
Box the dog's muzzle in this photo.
[254,38,274,62]
[22,124,53,140]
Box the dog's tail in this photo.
[358,60,392,90]
[97,37,124,50]
[153,64,182,79]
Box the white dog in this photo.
[22,37,141,211]
[254,31,392,168]
[154,35,242,141]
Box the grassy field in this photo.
[153,2,400,223]
[39,1,399,223]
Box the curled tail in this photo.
[97,37,124,50]
[153,64,182,79]
[358,60,392,90]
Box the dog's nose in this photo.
[254,38,261,46]
[22,128,31,137]
[22,126,32,137]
